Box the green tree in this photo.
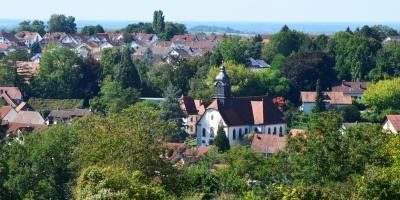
[158,22,187,41]
[30,42,41,54]
[74,166,168,199]
[31,47,86,98]
[80,24,104,35]
[124,22,154,33]
[313,79,325,112]
[3,126,77,199]
[216,36,252,64]
[339,105,361,122]
[0,63,17,86]
[214,126,230,152]
[115,47,141,89]
[363,78,400,111]
[370,41,400,80]
[153,10,165,34]
[160,83,182,121]
[48,14,77,33]
[17,20,46,36]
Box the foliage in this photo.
[214,126,230,152]
[338,105,361,123]
[370,41,400,80]
[328,31,381,81]
[0,63,17,86]
[28,98,84,113]
[313,79,325,112]
[79,24,105,35]
[363,78,400,111]
[17,20,46,36]
[74,166,168,199]
[90,80,140,114]
[30,47,90,99]
[47,14,77,33]
[215,36,253,64]
[281,51,336,98]
[153,10,165,34]
[2,126,77,199]
[124,22,154,33]
[158,22,188,41]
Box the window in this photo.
[190,126,193,132]
[279,127,283,135]
[210,128,215,137]
[254,127,258,133]
[233,129,236,140]
[268,127,271,134]
[202,128,206,137]
[211,115,214,120]
[239,129,242,138]
[273,127,277,135]
[190,117,193,122]
[245,128,248,134]
[202,140,206,144]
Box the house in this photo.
[251,134,286,156]
[0,106,46,137]
[196,65,286,147]
[300,91,352,113]
[166,48,192,64]
[0,32,18,45]
[75,42,100,58]
[383,36,400,44]
[248,58,270,71]
[15,31,42,47]
[46,108,91,125]
[0,87,23,107]
[383,115,400,133]
[179,96,207,136]
[163,142,209,165]
[331,81,368,100]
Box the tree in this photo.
[160,83,182,121]
[313,79,325,112]
[125,22,154,33]
[17,20,46,36]
[30,42,41,54]
[339,105,361,123]
[214,126,230,152]
[158,22,187,41]
[363,78,400,111]
[328,32,381,81]
[153,10,165,34]
[3,126,77,199]
[80,24,104,35]
[281,51,336,95]
[47,14,77,33]
[115,47,141,89]
[0,63,17,86]
[74,166,168,199]
[30,47,86,98]
[216,36,252,64]
[370,41,400,80]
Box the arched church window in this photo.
[233,129,236,140]
[202,128,206,137]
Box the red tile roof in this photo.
[386,115,400,132]
[0,106,12,118]
[0,87,22,100]
[179,96,207,116]
[331,81,368,94]
[251,134,286,154]
[301,92,352,105]
[15,31,39,41]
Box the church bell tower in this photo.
[214,64,231,107]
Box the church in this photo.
[195,65,287,147]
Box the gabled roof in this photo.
[0,32,19,43]
[205,96,285,126]
[12,111,45,125]
[301,91,352,105]
[0,106,12,118]
[251,134,286,154]
[331,81,368,94]
[385,115,400,132]
[179,96,207,116]
[15,31,40,41]
[0,87,22,99]
[249,58,270,68]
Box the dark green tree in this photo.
[153,10,165,34]
[124,22,154,33]
[160,83,182,121]
[80,24,104,35]
[214,126,230,152]
[313,79,325,112]
[47,14,77,33]
[115,47,141,89]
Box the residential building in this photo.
[0,106,46,137]
[331,81,368,100]
[196,65,286,147]
[248,58,270,71]
[383,115,400,133]
[251,134,286,156]
[383,36,400,44]
[0,87,23,107]
[300,91,352,113]
[15,31,42,47]
[0,32,18,45]
[178,96,207,136]
[46,109,91,125]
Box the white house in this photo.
[196,65,286,147]
[15,31,42,47]
[383,115,400,134]
[331,81,368,101]
[300,91,352,113]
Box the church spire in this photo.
[214,63,231,107]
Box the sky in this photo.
[1,0,400,22]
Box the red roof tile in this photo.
[386,115,400,132]
[331,81,368,94]
[251,134,286,154]
[301,92,352,105]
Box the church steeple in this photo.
[214,64,231,107]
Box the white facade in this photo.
[197,109,287,147]
[383,120,398,133]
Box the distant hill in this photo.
[189,25,242,34]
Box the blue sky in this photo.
[1,0,400,22]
